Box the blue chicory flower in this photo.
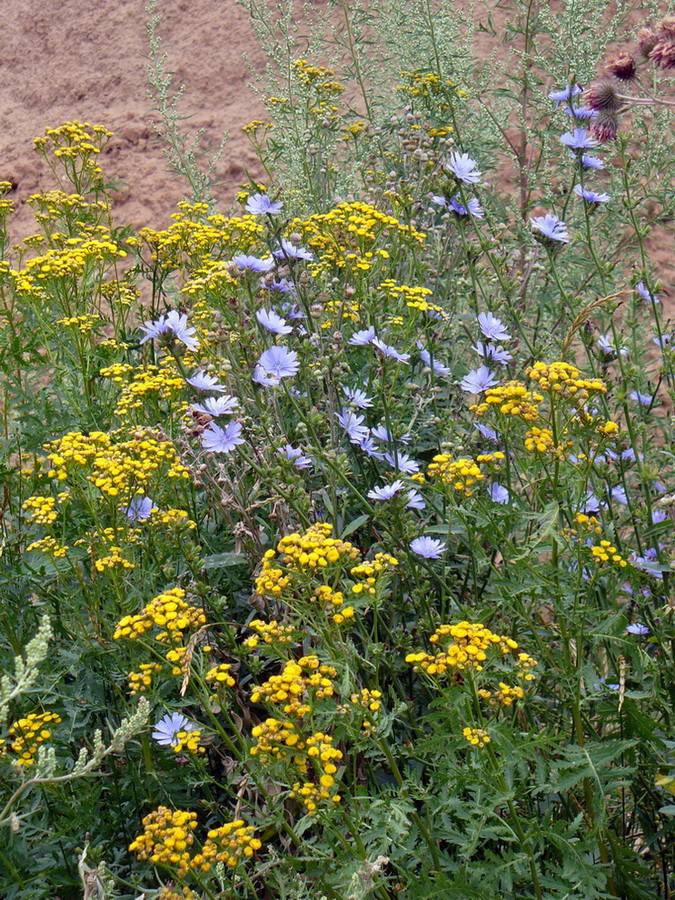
[446,151,482,184]
[410,536,448,559]
[201,421,244,453]
[256,308,293,335]
[478,312,511,342]
[123,495,156,521]
[245,193,283,215]
[152,713,194,748]
[253,346,300,386]
[139,310,199,352]
[186,370,228,392]
[193,396,240,417]
[460,366,498,393]
[531,213,569,243]
[232,253,275,272]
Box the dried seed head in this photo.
[591,111,620,142]
[605,52,637,80]
[650,38,675,70]
[636,27,659,59]
[584,80,622,112]
[656,15,675,39]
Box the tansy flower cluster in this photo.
[524,426,572,457]
[526,361,607,401]
[101,362,185,419]
[427,455,484,496]
[114,587,207,680]
[478,682,525,707]
[22,494,60,525]
[127,662,163,695]
[463,727,491,748]
[589,539,629,569]
[129,807,197,877]
[205,663,236,688]
[137,203,262,272]
[243,619,295,648]
[470,381,543,420]
[33,121,112,189]
[406,621,521,675]
[291,201,424,274]
[250,656,336,718]
[197,821,262,869]
[249,718,344,814]
[0,711,61,767]
[45,429,189,499]
[379,279,449,319]
[254,526,397,626]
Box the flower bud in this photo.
[591,111,620,142]
[605,52,637,80]
[584,80,622,111]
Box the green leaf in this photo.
[340,513,369,538]
[200,552,248,569]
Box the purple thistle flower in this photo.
[410,536,448,559]
[253,346,300,386]
[193,395,239,417]
[256,308,293,335]
[367,480,406,501]
[349,326,376,346]
[371,338,410,363]
[123,495,156,522]
[343,386,374,409]
[532,213,569,244]
[478,312,511,342]
[560,128,599,150]
[186,370,228,392]
[273,239,313,261]
[232,254,275,272]
[487,482,510,504]
[336,409,370,445]
[574,184,610,205]
[245,193,283,215]
[460,366,498,393]
[278,444,312,469]
[201,421,244,453]
[152,713,194,748]
[446,151,482,184]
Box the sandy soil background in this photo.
[0,0,268,240]
[0,0,672,309]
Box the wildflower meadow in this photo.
[1,1,674,898]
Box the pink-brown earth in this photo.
[0,0,672,308]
